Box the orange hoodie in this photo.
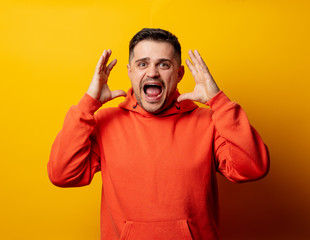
[48,89,269,240]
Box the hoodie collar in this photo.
[119,88,198,117]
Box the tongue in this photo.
[146,86,161,97]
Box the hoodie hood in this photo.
[119,88,198,117]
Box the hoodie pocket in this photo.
[119,219,193,240]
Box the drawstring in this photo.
[133,102,138,109]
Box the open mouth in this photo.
[143,82,163,101]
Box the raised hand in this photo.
[87,49,126,103]
[177,50,220,104]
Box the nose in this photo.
[146,64,159,78]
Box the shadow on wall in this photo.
[218,154,310,240]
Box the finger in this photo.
[111,90,127,100]
[193,50,209,73]
[98,50,108,72]
[188,50,202,68]
[177,92,195,102]
[189,50,206,75]
[95,54,105,74]
[191,50,204,71]
[106,59,117,76]
[102,49,111,70]
[185,58,196,74]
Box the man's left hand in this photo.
[177,50,220,104]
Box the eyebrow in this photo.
[135,57,150,63]
[135,57,172,63]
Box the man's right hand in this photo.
[87,49,127,103]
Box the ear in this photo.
[177,65,185,83]
[127,64,131,79]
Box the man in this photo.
[48,28,269,240]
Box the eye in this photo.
[159,62,170,69]
[138,62,147,68]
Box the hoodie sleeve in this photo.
[48,93,102,187]
[207,91,270,183]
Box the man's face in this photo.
[127,40,184,114]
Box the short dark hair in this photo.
[129,28,181,65]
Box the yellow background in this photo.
[1,0,309,239]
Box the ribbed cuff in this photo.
[77,93,103,115]
[206,91,232,111]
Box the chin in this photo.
[141,101,164,114]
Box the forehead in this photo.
[131,40,175,61]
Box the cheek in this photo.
[165,73,179,89]
[130,73,144,90]
[131,70,145,81]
